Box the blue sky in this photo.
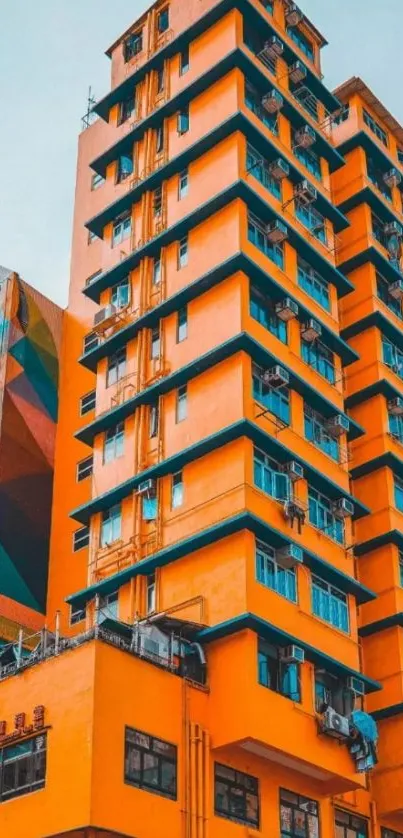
[0,0,402,306]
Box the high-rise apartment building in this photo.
[1,2,403,837]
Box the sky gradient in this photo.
[0,0,402,306]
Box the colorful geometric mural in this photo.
[0,268,62,614]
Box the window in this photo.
[382,336,403,379]
[371,211,388,248]
[142,494,157,521]
[295,201,327,244]
[83,331,99,354]
[153,255,162,285]
[100,504,122,547]
[304,405,339,461]
[178,236,188,268]
[180,46,189,75]
[254,447,291,501]
[312,575,349,632]
[172,471,183,508]
[245,82,279,136]
[117,154,134,183]
[100,590,119,619]
[104,422,125,464]
[280,789,319,838]
[146,574,156,614]
[308,486,344,544]
[389,411,403,443]
[398,149,403,166]
[77,456,93,482]
[377,272,402,319]
[157,7,169,34]
[149,403,159,438]
[88,230,97,244]
[107,348,126,386]
[125,727,177,799]
[0,735,47,802]
[250,288,287,343]
[73,526,90,552]
[112,214,131,246]
[366,155,392,201]
[289,82,318,121]
[177,108,189,134]
[301,339,335,384]
[258,639,301,701]
[178,167,189,199]
[153,186,163,217]
[80,390,96,416]
[363,108,388,147]
[214,763,259,828]
[286,26,314,62]
[297,257,330,311]
[335,810,368,838]
[124,30,143,62]
[292,128,321,180]
[70,605,86,625]
[156,124,164,153]
[382,830,403,838]
[151,326,161,360]
[157,67,165,94]
[248,212,284,269]
[91,173,105,190]
[315,670,353,716]
[176,384,187,422]
[111,277,130,309]
[399,551,403,587]
[85,270,102,287]
[118,92,136,125]
[395,477,403,512]
[256,540,297,603]
[177,306,188,342]
[247,143,281,200]
[252,364,290,425]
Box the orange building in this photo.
[1,2,403,838]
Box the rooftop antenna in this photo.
[81,86,97,131]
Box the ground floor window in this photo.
[0,735,46,801]
[214,762,259,828]
[280,788,319,838]
[124,727,177,799]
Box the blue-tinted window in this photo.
[395,477,403,512]
[363,108,388,147]
[297,256,330,310]
[292,128,321,180]
[254,447,291,500]
[247,144,282,200]
[389,412,403,443]
[287,26,314,62]
[248,213,284,269]
[245,82,279,136]
[366,156,392,202]
[382,336,403,379]
[256,540,297,603]
[301,339,335,383]
[304,405,339,460]
[258,639,301,702]
[312,575,349,632]
[377,272,402,319]
[308,487,344,544]
[295,201,327,243]
[250,288,287,343]
[253,365,290,425]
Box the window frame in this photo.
[280,788,320,838]
[176,384,187,422]
[177,306,188,342]
[100,504,122,548]
[0,734,47,802]
[256,540,297,603]
[124,727,177,800]
[107,347,127,387]
[178,167,189,199]
[311,574,350,633]
[178,236,188,268]
[180,46,190,75]
[171,471,184,509]
[76,456,93,482]
[103,422,125,464]
[73,526,90,552]
[214,762,260,829]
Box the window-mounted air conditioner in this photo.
[388,397,403,416]
[94,304,117,327]
[333,497,354,519]
[262,365,290,388]
[285,3,303,27]
[388,279,403,300]
[294,124,315,148]
[326,414,350,438]
[289,60,307,85]
[137,478,157,497]
[269,158,290,181]
[347,676,365,697]
[321,707,350,740]
[262,89,284,114]
[284,461,304,482]
[266,220,288,243]
[383,168,402,189]
[263,35,284,59]
[275,543,303,569]
[294,179,317,205]
[281,644,305,664]
[275,297,298,321]
[301,318,322,342]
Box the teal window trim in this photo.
[292,128,321,180]
[286,26,314,63]
[308,486,344,544]
[250,287,287,344]
[254,447,291,501]
[247,212,284,270]
[376,272,402,319]
[258,638,301,702]
[100,503,122,547]
[312,574,350,633]
[304,405,339,461]
[252,365,290,425]
[363,108,388,147]
[256,540,297,603]
[366,155,392,202]
[245,82,279,136]
[382,336,403,380]
[389,412,403,444]
[301,339,335,384]
[295,201,327,244]
[247,143,282,201]
[395,477,403,512]
[297,256,330,310]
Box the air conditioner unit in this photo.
[275,297,299,321]
[284,461,304,482]
[294,179,317,205]
[289,61,307,85]
[262,365,290,388]
[137,478,157,496]
[94,304,117,327]
[321,707,350,740]
[281,644,305,664]
[275,543,303,569]
[285,3,303,27]
[326,414,350,438]
[388,397,403,416]
[384,221,403,239]
[347,676,365,697]
[294,124,316,148]
[301,318,322,342]
[388,279,403,300]
[263,35,284,58]
[269,158,290,181]
[266,220,288,243]
[333,497,354,519]
[262,90,283,114]
[383,168,402,188]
